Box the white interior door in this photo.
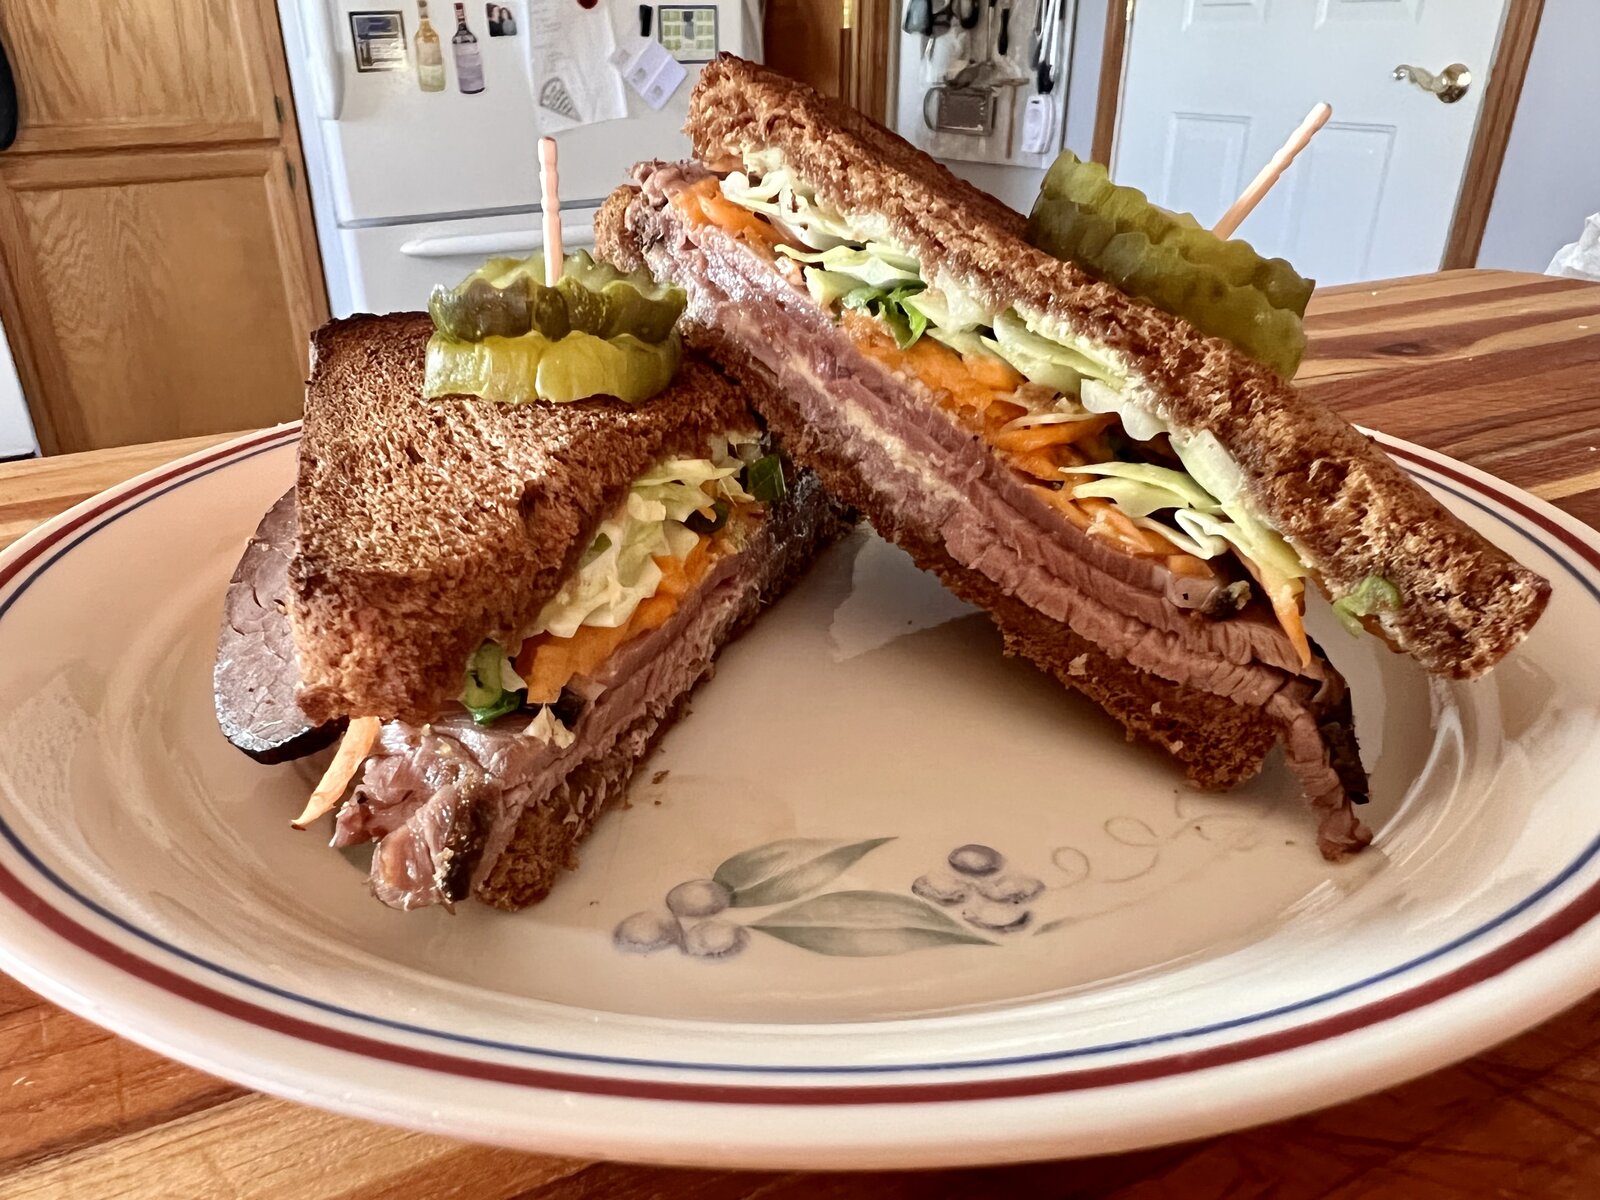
[1112,0,1508,286]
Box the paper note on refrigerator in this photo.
[609,39,689,111]
[523,0,628,132]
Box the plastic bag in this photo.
[1547,213,1600,282]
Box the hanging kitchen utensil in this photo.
[1035,0,1060,93]
[925,84,999,135]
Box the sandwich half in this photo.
[596,56,1551,859]
[215,311,850,911]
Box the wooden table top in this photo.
[2,269,1599,1198]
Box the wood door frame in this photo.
[1086,0,1545,269]
[841,0,894,122]
[254,0,331,333]
[1441,0,1544,268]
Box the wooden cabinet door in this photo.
[0,0,327,453]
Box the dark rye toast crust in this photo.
[292,312,753,724]
[678,55,1549,679]
[476,471,852,910]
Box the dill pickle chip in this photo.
[598,280,682,341]
[1025,150,1316,377]
[425,250,686,402]
[534,332,682,403]
[1255,259,1316,315]
[555,274,609,335]
[428,277,530,341]
[530,286,571,340]
[423,333,550,404]
[423,330,682,404]
[429,251,685,346]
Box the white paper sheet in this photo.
[610,38,689,110]
[523,0,629,132]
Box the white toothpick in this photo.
[539,136,562,285]
[1213,103,1332,240]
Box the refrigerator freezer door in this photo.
[338,209,602,315]
[0,330,36,458]
[301,0,748,224]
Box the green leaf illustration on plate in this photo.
[750,890,995,956]
[713,838,893,907]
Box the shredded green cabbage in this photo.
[990,312,1125,393]
[1332,574,1402,635]
[1059,462,1220,517]
[719,169,857,249]
[1059,449,1306,583]
[777,243,921,289]
[532,445,746,638]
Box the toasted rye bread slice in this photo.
[291,312,752,724]
[674,55,1549,680]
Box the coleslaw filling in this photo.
[707,166,1323,662]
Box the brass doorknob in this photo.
[1393,62,1472,104]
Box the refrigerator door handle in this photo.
[398,225,598,259]
[302,0,346,120]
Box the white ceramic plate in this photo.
[0,425,1597,1169]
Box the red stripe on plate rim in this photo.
[0,430,1595,1106]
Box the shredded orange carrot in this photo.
[1256,573,1312,669]
[672,179,788,255]
[293,716,381,829]
[1166,554,1216,579]
[983,399,1030,427]
[963,351,1026,392]
[1011,450,1068,481]
[1079,498,1179,557]
[516,542,718,702]
[989,415,1115,454]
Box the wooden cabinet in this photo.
[763,0,892,123]
[0,0,328,453]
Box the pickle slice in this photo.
[429,251,684,345]
[1026,151,1314,378]
[535,332,681,403]
[423,330,682,405]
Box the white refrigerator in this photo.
[276,0,760,315]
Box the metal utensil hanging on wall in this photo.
[904,0,956,58]
[1034,0,1061,93]
[924,84,998,134]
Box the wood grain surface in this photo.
[2,270,1599,1198]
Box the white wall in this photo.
[1477,2,1600,272]
[940,0,1109,215]
[0,326,36,458]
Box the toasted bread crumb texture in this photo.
[291,312,753,724]
[675,55,1550,678]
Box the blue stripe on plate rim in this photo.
[0,429,1594,1078]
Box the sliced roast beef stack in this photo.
[214,471,848,911]
[619,162,1371,859]
[215,491,344,764]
